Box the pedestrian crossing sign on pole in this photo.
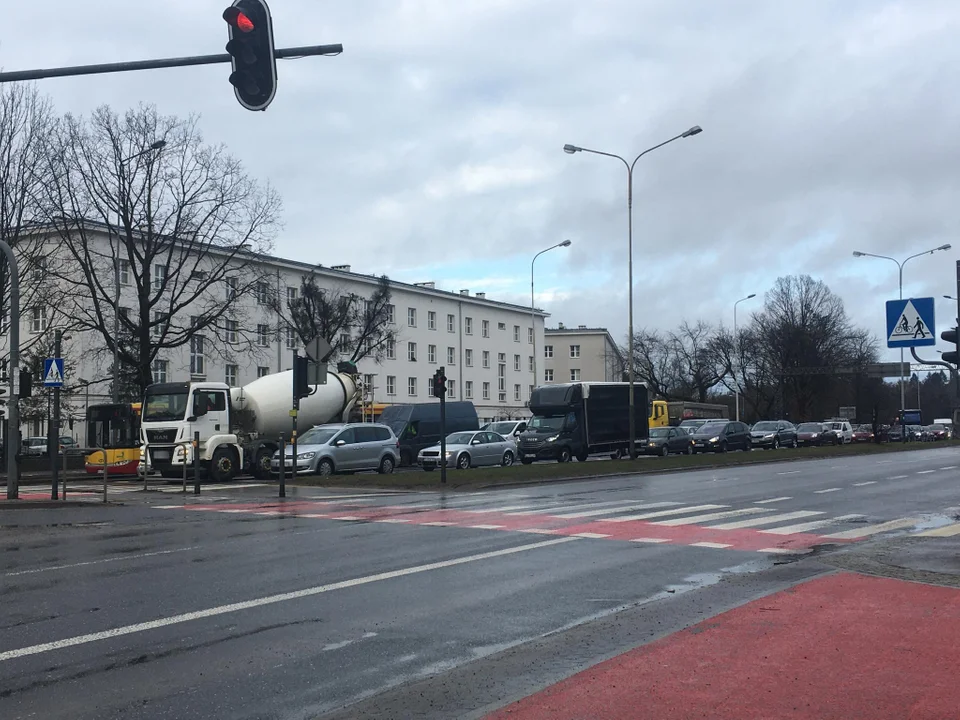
[885,297,936,348]
[43,358,65,387]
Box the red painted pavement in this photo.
[486,572,960,720]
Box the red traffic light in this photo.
[223,7,255,32]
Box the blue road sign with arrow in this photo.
[43,358,64,387]
[886,297,935,349]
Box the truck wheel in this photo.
[457,453,471,470]
[558,447,572,463]
[210,447,238,483]
[521,458,534,465]
[253,447,273,479]
[378,455,395,474]
[502,451,514,467]
[576,451,588,462]
[317,458,335,476]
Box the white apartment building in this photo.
[1,225,547,435]
[542,325,626,385]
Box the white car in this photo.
[824,420,854,444]
[480,420,528,446]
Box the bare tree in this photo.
[41,104,281,397]
[625,321,727,401]
[276,273,397,364]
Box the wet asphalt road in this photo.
[1,446,958,719]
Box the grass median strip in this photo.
[288,440,960,492]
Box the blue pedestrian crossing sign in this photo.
[886,297,935,348]
[43,358,65,387]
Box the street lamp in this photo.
[733,293,757,422]
[563,126,702,458]
[112,140,167,402]
[852,243,952,438]
[531,240,572,389]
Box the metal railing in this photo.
[69,447,109,502]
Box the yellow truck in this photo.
[649,400,728,429]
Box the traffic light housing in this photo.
[292,354,310,400]
[19,370,32,398]
[942,327,959,365]
[223,0,277,111]
[433,368,447,399]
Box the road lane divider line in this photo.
[755,497,792,504]
[760,514,864,535]
[939,466,958,471]
[554,502,679,519]
[652,508,768,527]
[852,481,876,486]
[777,470,801,476]
[0,537,578,663]
[888,475,909,480]
[823,517,922,539]
[600,504,726,523]
[706,510,823,530]
[813,488,841,494]
[917,470,936,475]
[917,523,960,537]
[3,546,200,578]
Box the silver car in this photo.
[271,423,399,476]
[417,430,517,470]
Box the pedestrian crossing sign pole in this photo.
[885,297,936,348]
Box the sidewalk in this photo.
[487,538,960,720]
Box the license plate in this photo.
[153,450,170,460]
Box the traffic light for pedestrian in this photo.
[942,327,959,365]
[223,0,277,111]
[433,368,447,399]
[19,370,32,398]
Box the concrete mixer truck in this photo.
[139,368,362,482]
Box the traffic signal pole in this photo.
[0,241,20,500]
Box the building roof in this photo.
[546,326,614,335]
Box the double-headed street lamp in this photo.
[733,293,757,421]
[531,240,572,389]
[563,125,702,458]
[852,244,952,436]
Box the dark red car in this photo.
[852,425,875,443]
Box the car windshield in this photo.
[931,424,945,431]
[697,423,727,435]
[27,438,45,447]
[856,425,872,432]
[299,427,340,446]
[527,416,564,430]
[446,432,476,445]
[487,422,517,435]
[143,391,189,421]
[752,422,778,431]
[649,428,670,438]
[798,423,822,432]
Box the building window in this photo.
[544,345,553,358]
[482,319,489,338]
[363,373,375,391]
[498,322,506,331]
[386,304,396,323]
[514,354,521,371]
[190,335,205,377]
[514,384,521,401]
[337,333,350,351]
[528,384,533,398]
[153,263,167,292]
[257,324,271,347]
[386,336,396,360]
[482,350,490,369]
[570,368,581,381]
[498,352,506,364]
[224,319,238,344]
[191,269,207,283]
[285,327,297,349]
[447,314,456,332]
[407,341,417,362]
[152,359,168,384]
[447,347,456,365]
[528,356,534,372]
[448,379,456,398]
[570,345,581,358]
[465,381,473,399]
[482,382,490,400]
[544,369,554,382]
[513,325,520,342]
[528,327,534,344]
[29,307,46,333]
[256,282,270,305]
[257,366,270,377]
[465,349,473,367]
[118,259,131,286]
[152,311,168,338]
[407,377,417,396]
[225,364,239,387]
[407,307,417,327]
[498,358,506,395]
[286,286,298,305]
[464,317,473,335]
[226,277,238,300]
[428,344,437,363]
[424,310,435,330]
[428,379,435,397]
[386,375,396,396]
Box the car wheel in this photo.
[791,438,798,449]
[743,440,751,452]
[558,447,572,463]
[501,451,514,467]
[719,441,728,453]
[686,444,693,455]
[378,455,395,474]
[660,444,669,457]
[457,453,471,470]
[521,458,534,465]
[317,458,334,476]
[773,437,780,450]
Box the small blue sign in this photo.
[886,297,936,349]
[43,358,64,387]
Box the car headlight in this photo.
[445,450,455,457]
[648,442,657,446]
[708,436,719,443]
[764,434,774,439]
[545,435,558,442]
[297,452,315,460]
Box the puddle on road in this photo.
[660,558,773,597]
[908,510,960,533]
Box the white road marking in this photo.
[852,481,876,487]
[629,537,670,544]
[653,508,768,526]
[571,532,611,539]
[777,470,801,476]
[813,488,841,494]
[917,523,960,537]
[421,521,455,527]
[300,513,329,519]
[463,504,544,514]
[330,516,363,521]
[601,504,727,523]
[917,470,936,475]
[154,505,184,509]
[507,500,660,517]
[255,511,283,516]
[706,511,823,530]
[755,497,792,504]
[554,502,679,519]
[469,524,504,530]
[690,542,732,549]
[758,547,809,555]
[760,514,865,535]
[875,460,894,464]
[521,528,558,535]
[3,546,199,578]
[823,517,922,539]
[888,475,909,480]
[373,518,410,524]
[0,537,577,663]
[940,466,958,471]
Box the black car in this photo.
[642,426,693,456]
[796,422,835,446]
[749,420,797,450]
[688,421,751,454]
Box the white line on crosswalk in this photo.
[630,537,670,544]
[758,547,809,555]
[599,504,727,523]
[916,523,960,537]
[553,502,680,519]
[760,514,864,535]
[421,521,455,527]
[374,518,410,524]
[653,508,768,526]
[755,497,792,504]
[690,541,732,549]
[822,517,921,539]
[852,481,876,486]
[813,488,841,494]
[572,532,611,539]
[505,500,649,516]
[706,510,823,530]
[469,524,504,530]
[463,504,544,514]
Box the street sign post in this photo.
[886,297,936,348]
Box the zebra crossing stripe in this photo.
[822,517,921,539]
[761,514,864,535]
[706,510,823,530]
[653,508,768,527]
[601,504,727,523]
[554,502,679,519]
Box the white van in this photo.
[825,420,854,444]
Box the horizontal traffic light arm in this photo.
[0,44,342,83]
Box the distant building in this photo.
[542,325,625,385]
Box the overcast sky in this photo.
[6,0,960,364]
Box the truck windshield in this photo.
[143,391,189,421]
[527,416,564,430]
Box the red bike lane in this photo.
[486,572,960,720]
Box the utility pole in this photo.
[1,241,20,499]
[50,330,62,500]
